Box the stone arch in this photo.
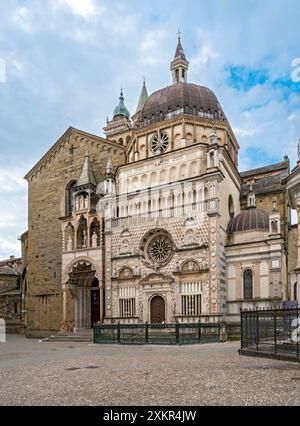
[64,222,75,252]
[62,256,101,284]
[150,171,158,187]
[90,217,100,248]
[119,267,134,278]
[141,174,148,188]
[190,161,198,177]
[159,169,167,183]
[131,176,139,191]
[186,132,193,145]
[179,164,187,179]
[181,260,200,272]
[174,133,181,150]
[65,179,77,216]
[77,215,87,249]
[169,166,177,181]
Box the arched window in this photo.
[243,270,253,300]
[66,180,76,216]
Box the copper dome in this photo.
[136,82,227,128]
[227,208,269,234]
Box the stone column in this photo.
[74,291,80,330]
[62,286,67,322]
[99,285,104,323]
[79,288,84,328]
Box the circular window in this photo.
[150,132,169,155]
[146,233,173,266]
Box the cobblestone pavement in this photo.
[0,335,300,406]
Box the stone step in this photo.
[43,330,94,343]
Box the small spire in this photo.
[77,154,97,187]
[247,181,256,209]
[106,157,113,175]
[174,29,186,61]
[113,88,130,118]
[136,78,149,113]
[170,31,189,83]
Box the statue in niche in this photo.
[67,235,73,251]
[79,195,84,210]
[92,231,98,248]
[134,265,140,276]
[84,196,89,209]
[82,230,87,248]
[75,197,80,210]
[120,239,130,254]
[185,229,195,246]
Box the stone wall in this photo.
[25,128,125,337]
[0,274,21,334]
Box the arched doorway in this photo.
[65,260,103,329]
[150,295,165,324]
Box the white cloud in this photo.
[12,7,32,32]
[54,0,98,19]
[138,30,168,65]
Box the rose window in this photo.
[147,234,173,265]
[150,132,169,155]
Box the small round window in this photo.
[150,132,169,155]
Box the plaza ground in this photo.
[0,335,300,406]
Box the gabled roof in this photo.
[77,155,97,187]
[240,159,289,178]
[24,127,125,181]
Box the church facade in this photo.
[23,37,300,337]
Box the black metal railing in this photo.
[240,308,300,359]
[94,322,221,345]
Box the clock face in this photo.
[150,132,169,155]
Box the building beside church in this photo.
[21,36,300,338]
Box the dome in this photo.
[136,82,227,128]
[227,208,269,234]
[113,90,130,118]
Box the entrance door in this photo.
[150,295,165,324]
[91,290,100,327]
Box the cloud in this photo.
[12,6,32,32]
[138,29,168,65]
[54,0,98,19]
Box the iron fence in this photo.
[240,308,300,359]
[94,322,221,345]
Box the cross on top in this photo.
[177,28,181,38]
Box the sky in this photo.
[0,0,300,259]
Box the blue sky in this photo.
[0,0,300,258]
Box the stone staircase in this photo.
[43,329,94,343]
